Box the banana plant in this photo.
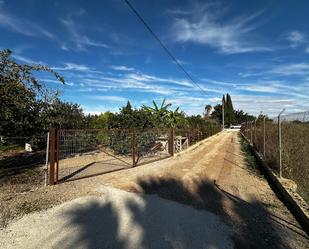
[143,98,171,126]
[143,99,187,127]
[166,107,187,128]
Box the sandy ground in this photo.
[1,131,309,248]
[0,187,233,249]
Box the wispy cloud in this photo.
[13,54,44,64]
[239,61,309,79]
[60,17,109,51]
[52,63,94,72]
[90,95,128,102]
[41,78,74,86]
[270,63,309,76]
[0,3,54,40]
[230,94,308,116]
[109,65,135,72]
[286,31,306,48]
[170,3,271,54]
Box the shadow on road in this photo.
[57,176,308,249]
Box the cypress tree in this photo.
[225,93,235,125]
[222,95,226,126]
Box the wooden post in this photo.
[131,128,136,167]
[169,127,174,156]
[49,128,55,185]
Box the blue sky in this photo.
[1,0,309,116]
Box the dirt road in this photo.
[1,131,308,248]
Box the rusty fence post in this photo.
[131,128,136,166]
[169,127,174,156]
[49,128,55,185]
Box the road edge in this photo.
[240,132,309,236]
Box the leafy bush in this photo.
[108,130,132,155]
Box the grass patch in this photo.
[238,133,259,174]
[0,144,23,152]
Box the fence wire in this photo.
[53,126,221,182]
[0,135,48,184]
[57,129,133,181]
[241,111,309,203]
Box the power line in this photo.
[123,0,208,96]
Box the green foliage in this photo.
[234,109,256,123]
[225,93,235,125]
[43,99,85,130]
[108,129,132,155]
[143,99,187,128]
[211,104,223,123]
[239,134,259,172]
[0,49,64,94]
[0,144,23,152]
[0,49,65,138]
[0,49,90,142]
[136,130,157,156]
[108,101,154,129]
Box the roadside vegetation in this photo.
[239,134,259,174]
[1,49,255,152]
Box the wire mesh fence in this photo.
[0,124,221,186]
[0,135,48,184]
[241,110,309,203]
[56,129,133,182]
[50,125,221,183]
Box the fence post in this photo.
[131,128,136,167]
[263,116,266,159]
[49,128,55,185]
[197,127,200,142]
[187,129,190,146]
[278,109,285,178]
[169,127,174,156]
[55,129,60,184]
[44,132,50,186]
[254,118,257,147]
[250,121,253,144]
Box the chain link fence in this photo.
[241,111,309,203]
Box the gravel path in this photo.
[0,186,233,249]
[1,131,308,248]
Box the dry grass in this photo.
[281,123,309,202]
[242,121,309,203]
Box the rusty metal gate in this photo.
[48,128,174,184]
